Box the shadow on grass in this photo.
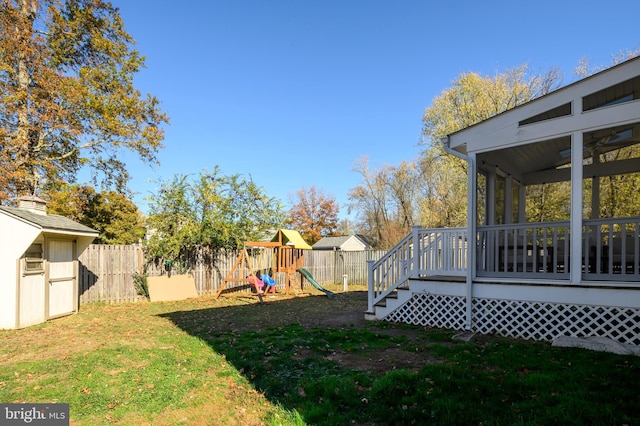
[157,290,431,425]
[160,290,370,333]
[158,290,640,426]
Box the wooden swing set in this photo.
[214,230,307,302]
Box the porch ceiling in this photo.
[478,122,640,184]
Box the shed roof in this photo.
[0,205,99,236]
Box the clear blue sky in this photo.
[104,0,639,218]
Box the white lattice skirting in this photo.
[384,293,640,346]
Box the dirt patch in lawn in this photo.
[210,288,450,374]
[326,346,444,374]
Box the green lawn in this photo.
[1,288,639,425]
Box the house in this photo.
[367,56,640,345]
[313,235,370,251]
[0,196,98,329]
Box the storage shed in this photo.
[0,196,98,329]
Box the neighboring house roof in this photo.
[313,235,370,250]
[273,229,312,249]
[313,235,351,249]
[0,205,99,236]
[354,234,373,247]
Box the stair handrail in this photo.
[367,226,468,313]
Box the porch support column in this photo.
[486,170,496,225]
[466,152,477,330]
[570,132,584,284]
[592,151,600,219]
[518,184,526,223]
[504,176,513,224]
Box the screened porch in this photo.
[465,64,640,285]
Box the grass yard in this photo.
[1,285,639,425]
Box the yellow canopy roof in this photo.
[273,229,312,249]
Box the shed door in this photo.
[48,240,76,318]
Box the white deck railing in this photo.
[477,218,640,281]
[477,221,571,278]
[368,217,640,312]
[584,216,640,281]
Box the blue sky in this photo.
[104,0,639,218]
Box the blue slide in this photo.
[297,268,336,299]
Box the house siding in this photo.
[340,237,367,251]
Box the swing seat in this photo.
[247,275,265,294]
[249,283,267,294]
[260,272,277,293]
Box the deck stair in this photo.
[366,226,467,320]
[365,284,411,320]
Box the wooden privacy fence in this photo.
[78,244,387,305]
[79,244,144,305]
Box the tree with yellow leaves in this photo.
[0,0,168,200]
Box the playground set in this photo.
[214,229,335,302]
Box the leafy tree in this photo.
[43,183,95,223]
[146,170,286,287]
[145,174,193,262]
[337,217,356,235]
[419,65,562,227]
[422,65,561,143]
[418,147,468,228]
[525,182,571,223]
[288,186,339,245]
[45,184,145,244]
[574,49,640,78]
[348,157,387,247]
[88,190,146,244]
[0,0,168,201]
